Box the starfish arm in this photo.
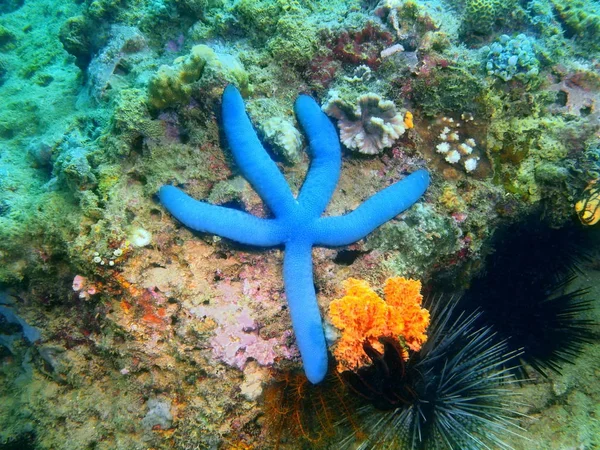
[222,85,296,217]
[314,169,430,246]
[283,240,328,384]
[159,185,284,247]
[295,94,342,217]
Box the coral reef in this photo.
[367,203,461,278]
[550,0,600,53]
[575,179,600,225]
[459,220,597,378]
[1,0,600,447]
[548,69,600,117]
[259,116,303,164]
[328,22,394,69]
[336,298,525,449]
[86,25,148,100]
[433,115,484,173]
[159,85,430,383]
[190,302,293,370]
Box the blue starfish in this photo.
[159,85,430,384]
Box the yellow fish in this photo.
[575,179,600,225]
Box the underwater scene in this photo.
[1,0,600,448]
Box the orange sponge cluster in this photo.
[328,277,430,372]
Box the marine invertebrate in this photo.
[86,25,147,99]
[72,275,99,300]
[548,70,600,117]
[433,116,483,173]
[304,52,341,93]
[366,203,460,278]
[459,218,595,377]
[190,302,293,370]
[159,85,430,383]
[53,144,97,191]
[323,93,408,155]
[328,277,429,372]
[147,45,249,110]
[407,65,487,117]
[147,45,209,109]
[260,116,303,164]
[329,22,394,69]
[337,298,523,449]
[461,0,513,36]
[550,0,600,53]
[142,398,173,431]
[263,369,359,446]
[267,15,318,67]
[575,179,600,225]
[484,34,540,83]
[129,227,152,247]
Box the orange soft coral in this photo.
[328,277,430,372]
[383,277,429,352]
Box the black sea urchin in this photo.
[337,298,524,450]
[460,219,596,377]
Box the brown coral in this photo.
[329,22,394,69]
[548,70,600,117]
[328,277,430,372]
[323,93,407,154]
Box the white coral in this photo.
[458,143,473,155]
[436,142,451,153]
[445,150,461,164]
[464,157,479,172]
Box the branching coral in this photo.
[328,277,429,372]
[323,93,408,155]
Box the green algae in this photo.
[409,65,490,117]
[551,0,600,53]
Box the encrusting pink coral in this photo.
[191,303,296,370]
[72,274,99,300]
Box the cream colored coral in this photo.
[323,93,407,155]
[261,117,303,163]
